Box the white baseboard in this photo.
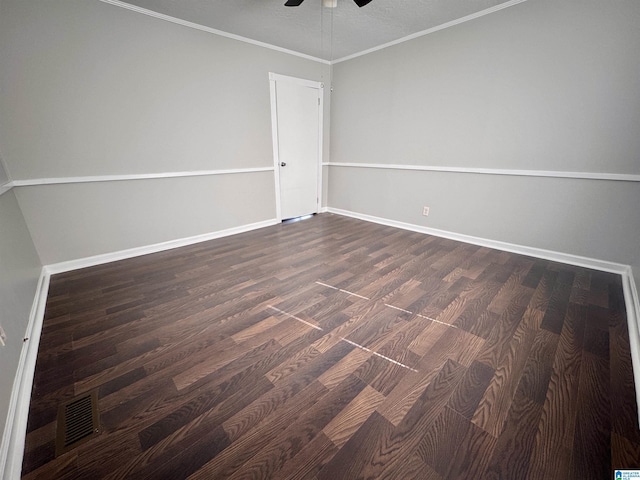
[0,270,50,480]
[326,207,629,274]
[46,219,279,275]
[623,270,640,427]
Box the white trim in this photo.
[98,0,330,65]
[324,162,640,183]
[11,167,273,188]
[332,0,528,64]
[325,207,630,274]
[99,0,527,66]
[269,73,323,89]
[269,73,324,221]
[0,270,49,480]
[622,267,640,427]
[269,77,283,221]
[46,219,279,275]
[317,85,325,217]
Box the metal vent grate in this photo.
[56,390,100,456]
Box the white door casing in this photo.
[269,73,323,221]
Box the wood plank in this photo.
[316,411,396,480]
[21,214,637,479]
[272,432,338,480]
[226,374,366,479]
[322,385,385,448]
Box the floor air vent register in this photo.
[55,390,100,456]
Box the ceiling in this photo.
[111,0,520,62]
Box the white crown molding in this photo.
[46,218,279,274]
[99,0,529,66]
[98,0,331,65]
[324,162,640,183]
[10,167,274,187]
[0,270,49,480]
[332,0,528,64]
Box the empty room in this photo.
[1,0,640,478]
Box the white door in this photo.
[270,74,323,220]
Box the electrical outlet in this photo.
[0,326,6,346]
[422,206,430,216]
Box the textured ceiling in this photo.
[112,0,518,62]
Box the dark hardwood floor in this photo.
[22,213,640,479]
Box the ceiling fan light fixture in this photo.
[322,0,338,7]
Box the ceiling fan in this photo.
[285,0,372,7]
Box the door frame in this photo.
[269,72,324,222]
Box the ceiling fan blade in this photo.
[353,0,372,6]
[284,0,305,6]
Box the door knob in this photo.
[280,162,287,167]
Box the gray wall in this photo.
[0,190,42,449]
[0,157,8,187]
[0,0,42,450]
[15,173,275,263]
[0,0,330,264]
[329,0,640,268]
[329,168,640,265]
